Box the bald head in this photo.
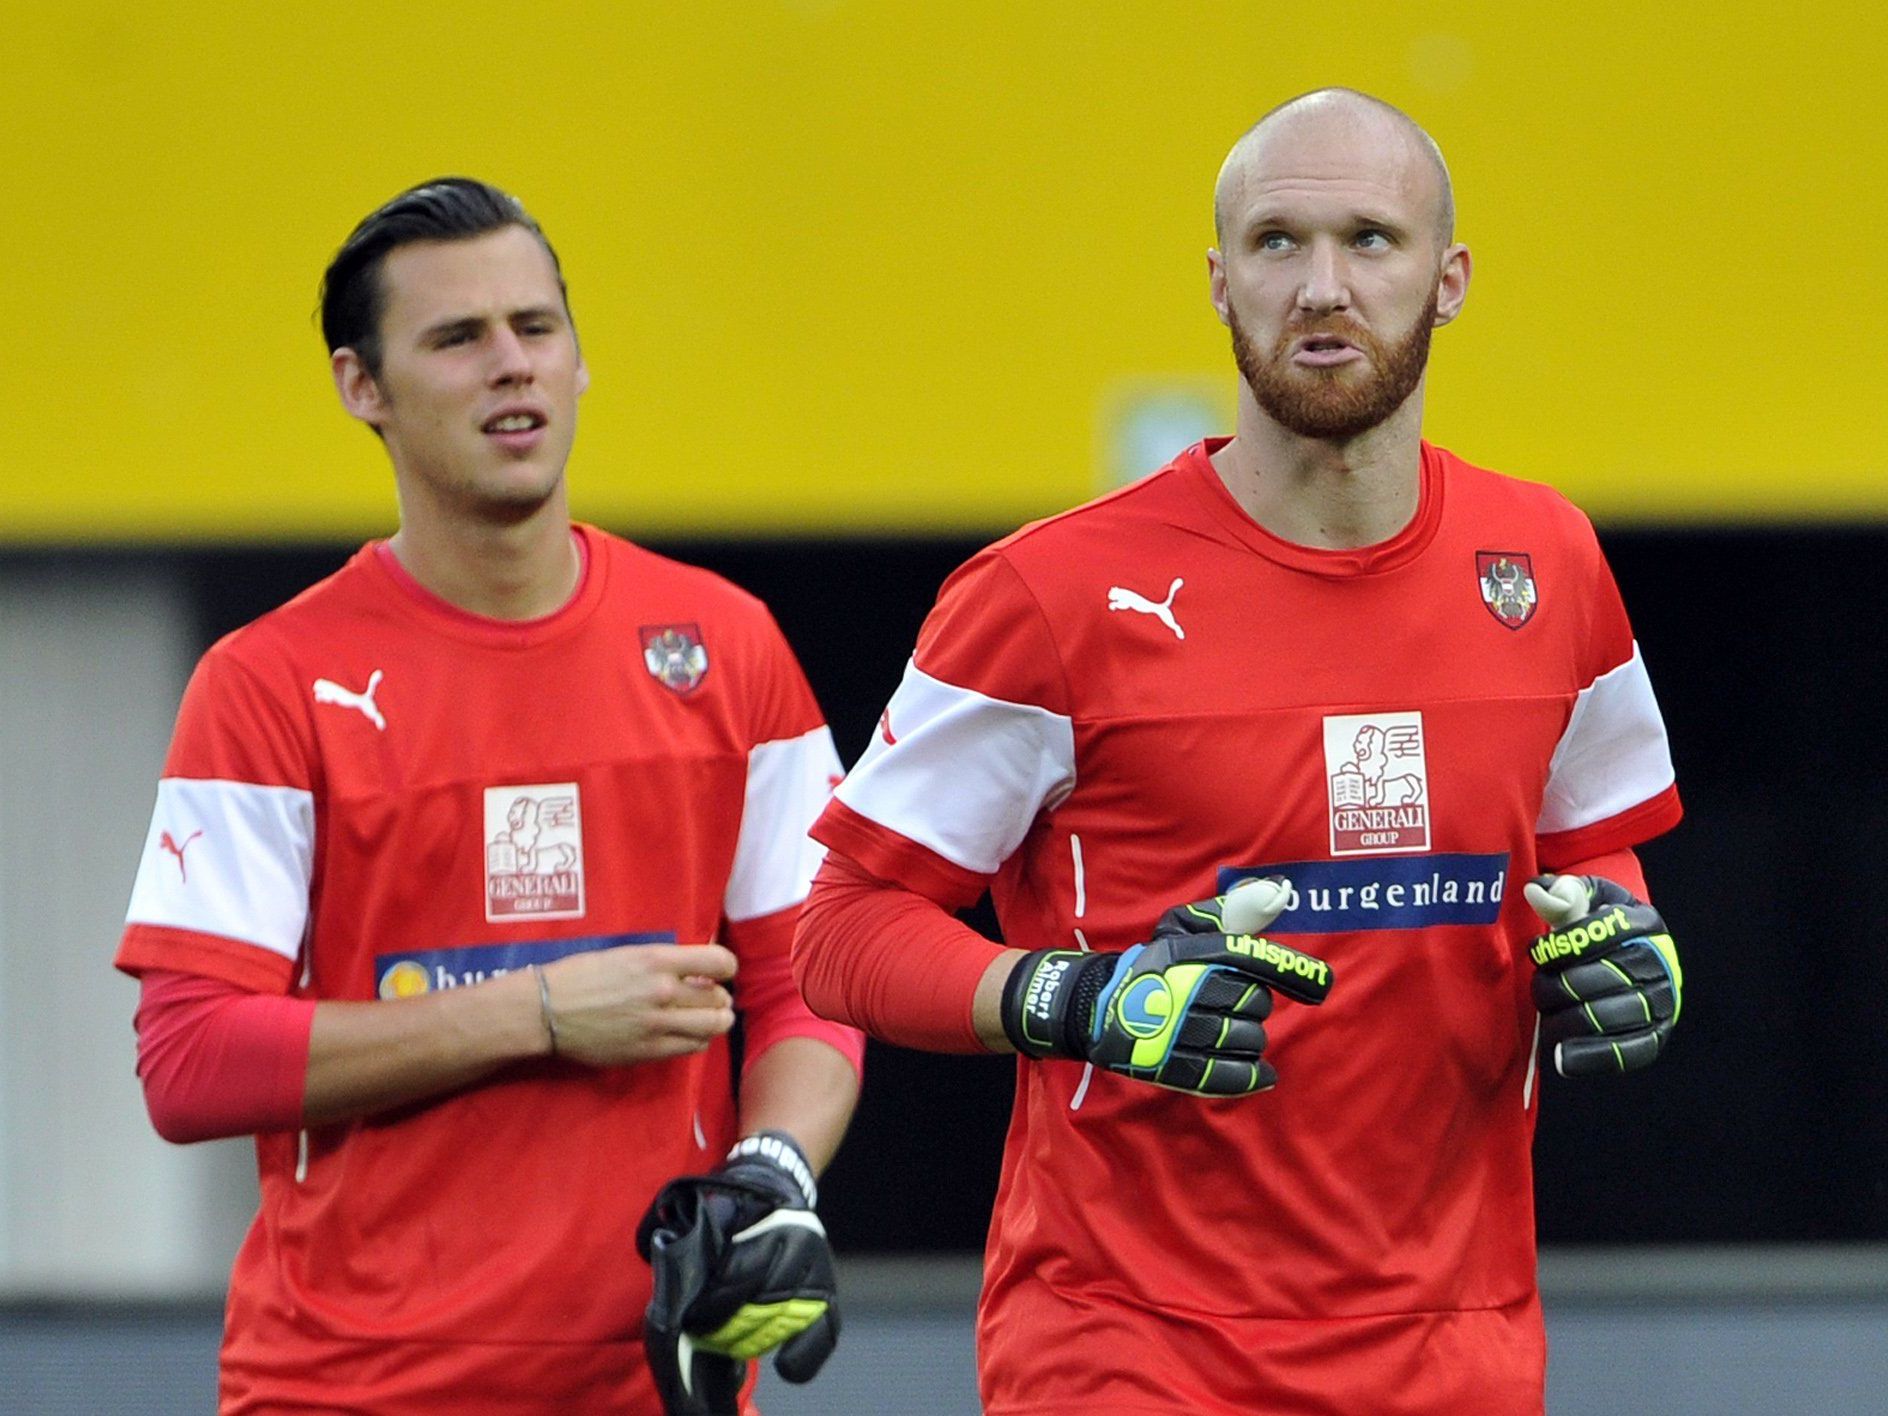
[1214,88,1455,247]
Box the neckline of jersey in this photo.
[1180,436,1445,577]
[364,524,606,646]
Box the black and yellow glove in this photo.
[636,1131,838,1415]
[1000,878,1333,1096]
[1525,874,1682,1078]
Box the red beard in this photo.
[1232,291,1437,441]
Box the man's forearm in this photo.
[737,1036,861,1173]
[302,967,549,1125]
[793,852,1011,1054]
[150,942,736,1137]
[133,967,550,1141]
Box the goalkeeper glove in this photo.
[636,1130,838,1416]
[1000,877,1333,1096]
[1525,874,1682,1078]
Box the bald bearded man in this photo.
[795,89,1685,1415]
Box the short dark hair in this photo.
[319,177,569,375]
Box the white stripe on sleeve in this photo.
[1537,642,1677,837]
[724,725,845,923]
[834,661,1076,878]
[124,777,317,962]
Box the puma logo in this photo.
[1106,578,1185,640]
[878,708,898,747]
[313,670,387,731]
[159,829,203,882]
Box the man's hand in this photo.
[637,1131,839,1415]
[999,878,1333,1096]
[1525,875,1682,1077]
[539,943,737,1066]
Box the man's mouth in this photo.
[1291,334,1365,367]
[483,411,547,434]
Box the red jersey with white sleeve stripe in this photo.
[117,524,852,1415]
[812,439,1681,1416]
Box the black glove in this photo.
[1000,878,1333,1095]
[636,1131,839,1415]
[1525,874,1682,1077]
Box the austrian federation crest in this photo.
[640,623,709,695]
[1476,552,1538,629]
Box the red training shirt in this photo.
[118,524,858,1415]
[811,440,1681,1416]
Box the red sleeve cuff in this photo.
[116,924,297,994]
[1537,783,1682,873]
[811,798,989,911]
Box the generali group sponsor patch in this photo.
[484,783,585,922]
[1323,710,1431,856]
[375,931,677,998]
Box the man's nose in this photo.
[1296,243,1351,315]
[489,327,535,384]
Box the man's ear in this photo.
[1206,248,1232,329]
[1433,243,1471,327]
[332,348,386,427]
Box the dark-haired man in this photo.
[795,90,1684,1414]
[118,178,862,1414]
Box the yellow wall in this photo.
[6,2,1883,541]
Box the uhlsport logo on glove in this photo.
[1528,905,1633,966]
[1224,934,1331,989]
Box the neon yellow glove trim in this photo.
[698,1297,829,1359]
